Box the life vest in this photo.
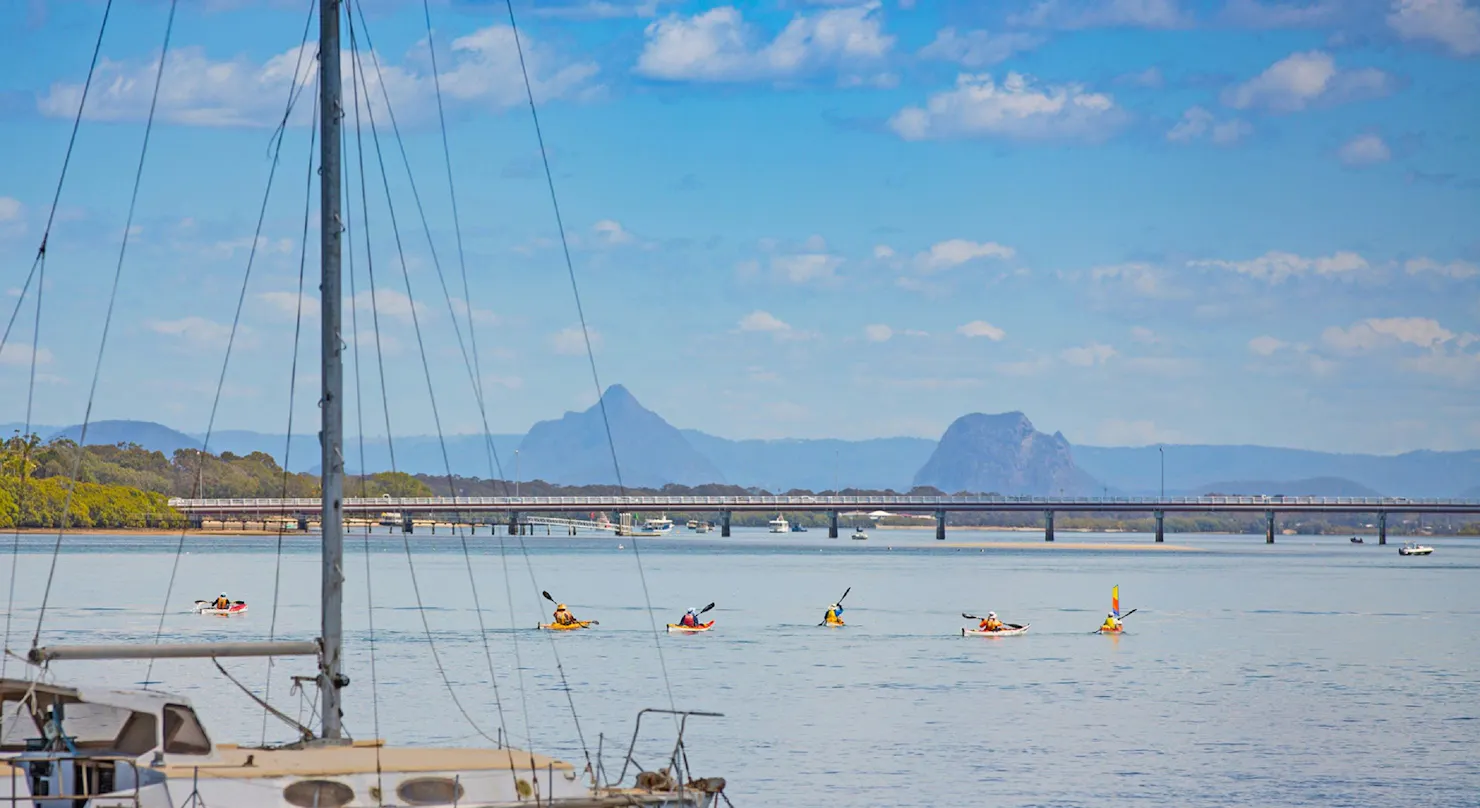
[825,609,843,624]
[215,598,230,609]
[680,614,697,627]
[555,610,575,625]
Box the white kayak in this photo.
[962,623,1028,637]
[193,600,248,616]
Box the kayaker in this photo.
[980,612,1003,632]
[824,603,844,626]
[679,607,701,628]
[1101,613,1121,632]
[552,603,579,626]
[214,593,230,610]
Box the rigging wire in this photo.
[139,0,319,687]
[342,9,501,747]
[499,0,679,717]
[32,0,181,650]
[261,69,320,746]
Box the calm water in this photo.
[4,528,1478,807]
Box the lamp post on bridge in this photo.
[1158,446,1164,499]
[515,449,520,499]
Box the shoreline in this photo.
[938,540,1206,552]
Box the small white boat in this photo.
[850,528,868,540]
[769,515,790,533]
[962,623,1029,637]
[686,519,699,529]
[378,510,402,526]
[1398,542,1434,556]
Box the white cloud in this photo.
[1405,257,1480,279]
[592,219,635,245]
[1338,133,1392,166]
[1130,326,1160,344]
[1322,317,1456,351]
[0,341,53,367]
[0,197,22,222]
[918,28,1042,67]
[738,310,792,333]
[1247,335,1288,356]
[146,316,235,346]
[1093,418,1179,446]
[1117,67,1165,88]
[39,29,599,127]
[202,235,293,261]
[889,72,1125,142]
[864,324,894,342]
[1222,51,1394,112]
[634,3,894,83]
[350,288,427,323]
[1388,0,1480,57]
[913,239,1015,272]
[1166,106,1252,145]
[1010,0,1192,29]
[551,325,602,355]
[1090,262,1167,297]
[1190,250,1368,283]
[258,291,317,318]
[1221,0,1341,27]
[872,244,896,260]
[532,0,674,20]
[772,252,843,283]
[1060,342,1117,366]
[957,320,1006,340]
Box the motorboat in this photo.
[850,528,868,540]
[1349,536,1363,544]
[1398,541,1434,556]
[790,523,807,532]
[378,510,402,526]
[769,515,790,533]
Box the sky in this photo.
[0,0,1477,454]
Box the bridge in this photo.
[167,495,1480,544]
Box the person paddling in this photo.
[678,607,701,628]
[552,603,580,626]
[214,592,230,610]
[823,603,845,626]
[979,612,1004,632]
[1101,612,1121,632]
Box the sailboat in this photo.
[1,3,726,805]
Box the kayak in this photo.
[665,621,715,633]
[538,621,596,631]
[1096,626,1125,634]
[193,600,247,617]
[962,623,1028,637]
[822,621,845,628]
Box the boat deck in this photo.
[160,740,575,779]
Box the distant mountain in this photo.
[913,412,1100,495]
[1198,476,1382,498]
[516,385,724,487]
[49,420,200,454]
[681,432,934,491]
[1073,444,1480,498]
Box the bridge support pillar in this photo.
[298,516,309,532]
[402,514,413,534]
[935,510,946,541]
[1378,512,1387,545]
[1044,510,1054,542]
[1265,510,1275,544]
[721,511,731,537]
[828,510,838,539]
[508,511,520,536]
[1154,510,1164,543]
[189,514,203,530]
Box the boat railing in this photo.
[3,754,142,806]
[612,708,724,794]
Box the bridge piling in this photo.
[402,514,413,534]
[1044,510,1054,542]
[508,511,519,536]
[1378,511,1387,545]
[828,510,838,539]
[721,510,731,538]
[1154,510,1164,543]
[935,509,946,540]
[298,516,309,532]
[1265,510,1275,544]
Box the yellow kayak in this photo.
[538,621,596,631]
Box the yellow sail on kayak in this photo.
[1112,585,1120,617]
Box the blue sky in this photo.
[1,0,1477,453]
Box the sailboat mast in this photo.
[318,0,347,741]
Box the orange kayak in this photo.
[538,621,595,631]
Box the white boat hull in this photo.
[962,623,1029,637]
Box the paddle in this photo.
[818,588,850,626]
[1092,608,1138,634]
[542,591,599,625]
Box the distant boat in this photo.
[1350,536,1363,544]
[1398,541,1433,556]
[378,510,402,526]
[851,527,868,540]
[769,515,790,533]
[615,513,673,537]
[790,523,807,532]
[686,519,699,529]
[694,521,714,533]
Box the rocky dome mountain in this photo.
[912,412,1101,496]
[514,385,725,488]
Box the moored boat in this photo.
[1398,542,1434,556]
[769,515,790,533]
